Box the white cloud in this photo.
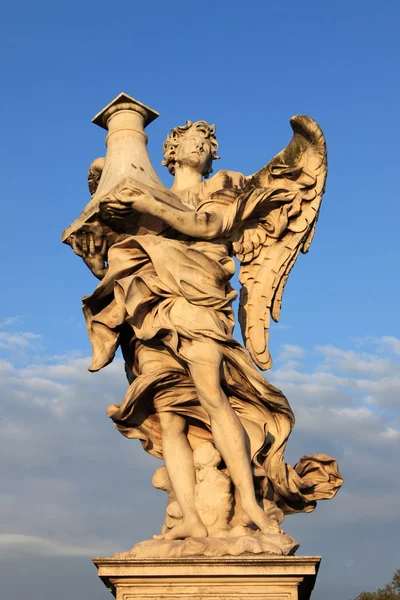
[0,317,43,366]
[358,377,400,411]
[378,336,400,355]
[277,344,305,362]
[269,337,400,533]
[0,331,41,349]
[0,316,26,329]
[363,335,400,356]
[317,344,395,376]
[0,534,117,559]
[0,334,164,558]
[0,329,399,569]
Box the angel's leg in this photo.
[184,340,279,535]
[155,412,207,540]
[136,343,206,540]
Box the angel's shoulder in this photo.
[197,170,245,215]
[203,170,246,195]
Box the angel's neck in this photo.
[170,164,203,194]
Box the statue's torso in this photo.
[162,169,246,257]
[173,169,246,208]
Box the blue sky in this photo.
[1,1,399,599]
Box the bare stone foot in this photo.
[153,516,208,540]
[245,503,281,534]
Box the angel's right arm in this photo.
[145,197,224,240]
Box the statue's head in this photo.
[162,120,220,179]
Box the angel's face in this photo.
[175,132,212,176]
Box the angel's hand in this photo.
[71,230,108,280]
[103,189,155,219]
[130,191,156,214]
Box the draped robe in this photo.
[82,170,342,515]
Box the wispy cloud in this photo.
[0,316,27,329]
[0,331,41,348]
[0,534,117,559]
[0,331,399,580]
[277,344,305,362]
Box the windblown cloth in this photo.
[82,171,342,514]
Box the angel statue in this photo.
[66,94,342,557]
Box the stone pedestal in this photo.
[93,556,321,600]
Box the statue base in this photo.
[93,555,321,600]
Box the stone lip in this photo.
[93,554,321,568]
[92,92,159,130]
[92,552,321,577]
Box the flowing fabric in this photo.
[82,171,342,514]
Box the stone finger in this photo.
[88,233,96,255]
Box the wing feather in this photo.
[237,115,327,370]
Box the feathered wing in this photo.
[235,115,327,370]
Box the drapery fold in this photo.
[82,227,342,514]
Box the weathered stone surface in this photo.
[93,555,321,600]
[115,531,299,559]
[64,93,343,554]
[147,442,294,555]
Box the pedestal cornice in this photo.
[93,555,321,600]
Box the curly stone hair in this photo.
[162,120,220,179]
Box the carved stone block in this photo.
[93,555,321,600]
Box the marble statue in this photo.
[63,93,343,558]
